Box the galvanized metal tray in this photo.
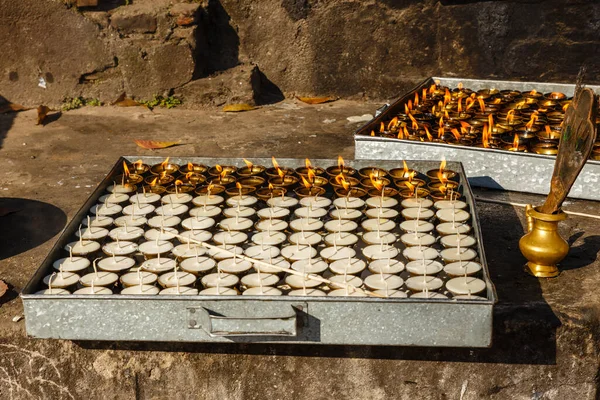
[22,157,496,347]
[355,77,600,200]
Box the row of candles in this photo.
[365,81,600,160]
[40,158,487,299]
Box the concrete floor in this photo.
[1,101,600,399]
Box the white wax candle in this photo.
[329,274,363,288]
[241,273,280,288]
[361,218,395,232]
[189,205,222,218]
[162,193,193,204]
[267,196,299,208]
[328,289,367,297]
[192,194,224,206]
[255,219,288,232]
[362,244,399,260]
[226,195,258,207]
[257,206,290,220]
[288,288,326,296]
[213,231,248,245]
[399,232,436,247]
[199,287,238,295]
[285,274,321,289]
[122,203,154,216]
[138,240,174,256]
[121,285,160,295]
[281,245,318,261]
[436,222,471,236]
[219,217,254,231]
[436,209,471,223]
[159,287,199,295]
[446,277,486,296]
[207,245,244,260]
[172,244,207,259]
[299,196,332,208]
[242,287,283,296]
[440,234,476,248]
[290,218,324,232]
[159,271,197,288]
[53,257,90,273]
[401,207,435,220]
[43,272,79,288]
[324,219,358,233]
[155,203,189,216]
[65,240,101,256]
[109,226,144,241]
[443,261,482,277]
[73,225,109,242]
[440,247,477,262]
[129,192,161,204]
[144,227,179,242]
[148,215,181,229]
[252,231,287,246]
[365,207,399,219]
[406,259,443,275]
[401,198,433,208]
[410,291,447,299]
[364,274,403,290]
[399,220,434,233]
[74,286,113,295]
[180,256,216,275]
[201,272,239,288]
[291,259,329,274]
[329,208,362,220]
[405,275,444,292]
[434,200,467,210]
[82,215,113,228]
[91,203,122,216]
[120,271,158,287]
[323,232,358,247]
[332,197,365,209]
[80,271,119,287]
[141,257,177,273]
[223,206,256,219]
[182,216,216,231]
[402,246,439,261]
[365,196,398,208]
[329,258,366,275]
[98,256,135,272]
[114,215,147,227]
[294,207,328,219]
[36,288,70,295]
[368,259,405,274]
[217,258,253,275]
[320,246,356,262]
[362,231,396,245]
[374,289,407,298]
[102,241,138,256]
[289,232,322,246]
[178,230,213,244]
[254,257,290,274]
[453,294,486,300]
[107,184,136,194]
[99,192,130,204]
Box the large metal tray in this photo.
[355,77,600,200]
[22,157,496,347]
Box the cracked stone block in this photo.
[110,5,158,34]
[174,64,261,106]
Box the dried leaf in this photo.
[297,96,337,105]
[0,280,7,299]
[0,102,29,114]
[223,103,257,112]
[113,92,143,107]
[134,140,181,150]
[36,105,50,125]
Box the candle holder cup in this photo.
[255,187,286,201]
[195,184,226,195]
[294,186,327,198]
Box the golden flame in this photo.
[563,103,570,112]
[404,103,410,115]
[525,113,538,130]
[405,181,415,195]
[175,179,183,186]
[429,83,436,94]
[402,160,409,176]
[407,99,413,111]
[530,89,537,95]
[187,162,194,171]
[414,92,419,106]
[438,116,444,128]
[437,171,448,184]
[307,169,316,183]
[408,171,415,182]
[370,130,375,137]
[271,157,279,169]
[380,121,385,133]
[403,125,409,138]
[207,183,214,192]
[277,167,285,179]
[336,173,350,191]
[370,173,384,192]
[457,82,464,90]
[451,128,461,141]
[425,126,433,141]
[444,110,450,119]
[243,158,253,169]
[466,97,475,110]
[220,170,227,179]
[160,171,167,179]
[478,97,486,113]
[268,183,274,190]
[408,114,418,130]
[387,116,399,131]
[438,126,444,139]
[457,97,463,113]
[507,109,515,123]
[150,177,158,186]
[444,88,451,105]
[236,182,242,189]
[301,175,312,190]
[492,98,502,104]
[431,104,436,115]
[488,114,494,132]
[160,157,170,169]
[185,171,193,179]
[422,88,427,100]
[305,158,312,169]
[215,164,223,173]
[337,155,344,170]
[134,160,143,169]
[123,161,130,177]
[459,121,471,130]
[397,129,404,140]
[483,124,490,148]
[513,134,520,149]
[439,185,447,194]
[439,157,446,175]
[545,125,552,135]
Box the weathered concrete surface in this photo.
[1,101,600,399]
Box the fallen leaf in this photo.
[134,140,181,150]
[36,105,50,125]
[223,103,257,112]
[0,280,7,299]
[297,96,337,105]
[113,92,143,107]
[0,102,29,114]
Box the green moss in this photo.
[139,95,182,109]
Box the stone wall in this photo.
[0,0,599,107]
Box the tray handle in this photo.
[189,306,298,337]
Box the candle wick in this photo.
[68,245,73,262]
[49,272,56,292]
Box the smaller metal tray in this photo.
[22,157,496,347]
[354,77,600,200]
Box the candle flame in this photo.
[160,171,167,179]
[160,157,170,170]
[307,168,316,183]
[388,116,399,131]
[380,121,385,132]
[439,185,447,194]
[507,109,515,123]
[437,171,448,184]
[438,126,444,139]
[483,124,490,148]
[404,103,410,115]
[301,175,312,189]
[369,173,384,192]
[492,97,502,104]
[405,181,415,195]
[422,88,427,100]
[277,167,285,179]
[425,126,433,141]
[465,97,475,110]
[457,97,462,113]
[408,171,415,182]
[268,183,274,190]
[243,158,253,169]
[397,128,404,140]
[512,134,520,150]
[187,162,194,171]
[530,89,537,95]
[305,158,312,169]
[525,113,538,130]
[408,113,418,130]
[402,160,409,176]
[414,92,419,106]
[488,114,494,132]
[451,128,461,141]
[220,170,228,179]
[444,88,451,105]
[271,157,280,170]
[439,157,446,175]
[457,82,464,90]
[444,110,450,119]
[337,155,345,170]
[545,125,552,135]
[134,159,143,169]
[407,99,413,111]
[459,120,471,131]
[175,179,183,186]
[150,177,158,186]
[185,171,193,179]
[370,130,375,137]
[207,183,214,192]
[403,125,409,138]
[477,97,486,113]
[429,83,436,94]
[438,116,444,128]
[123,161,130,177]
[563,103,570,112]
[236,182,242,189]
[336,173,350,191]
[215,164,223,173]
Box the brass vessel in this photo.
[519,205,569,278]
